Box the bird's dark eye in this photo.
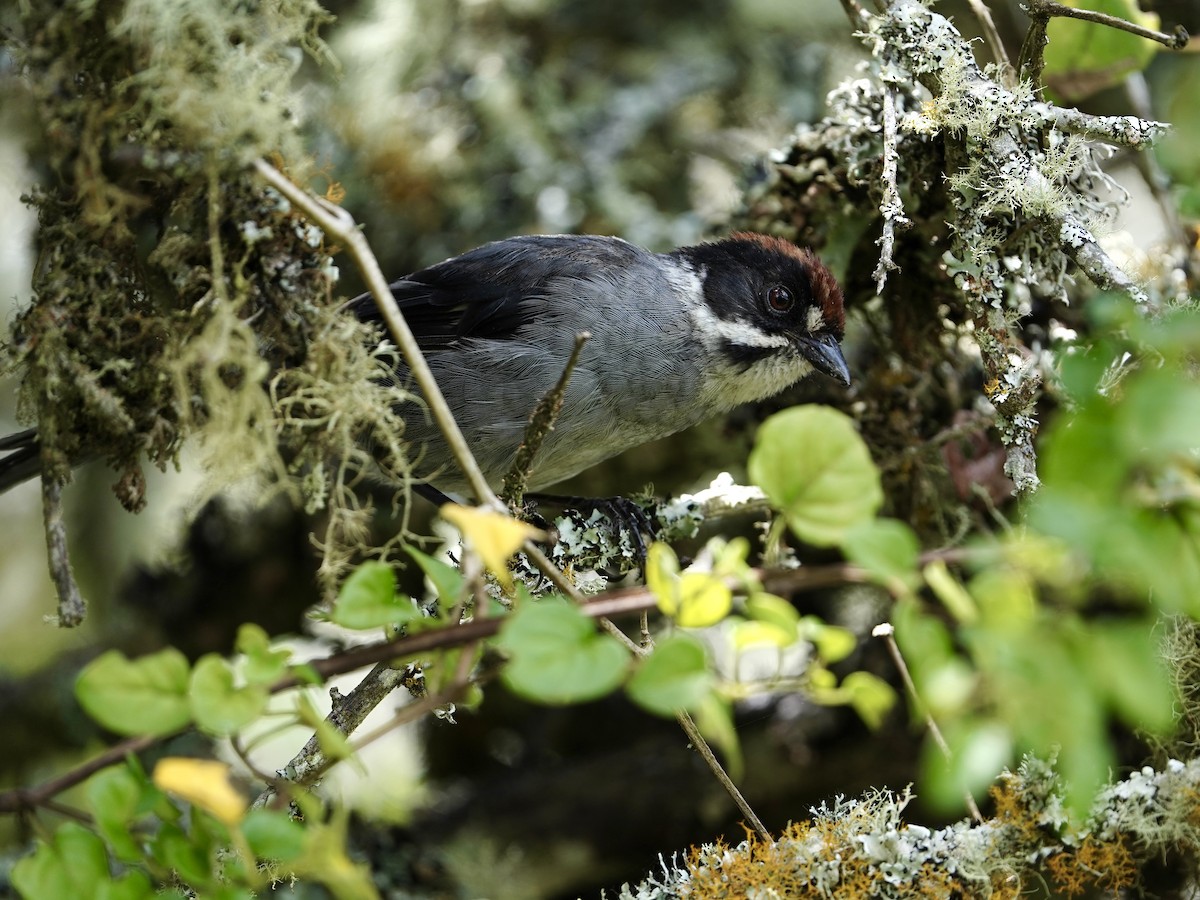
[765,284,794,313]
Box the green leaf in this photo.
[498,599,631,704]
[86,767,146,863]
[76,648,192,736]
[923,561,978,624]
[646,542,733,628]
[732,619,795,648]
[842,518,920,593]
[970,568,1037,630]
[331,561,419,630]
[798,616,856,664]
[96,870,155,900]
[674,573,733,628]
[12,823,112,900]
[842,671,897,730]
[152,822,212,887]
[236,624,291,685]
[744,593,800,640]
[749,406,882,546]
[1080,618,1175,734]
[407,546,464,607]
[188,655,268,737]
[240,809,306,862]
[645,542,681,603]
[1044,0,1161,101]
[921,718,1013,814]
[626,635,712,716]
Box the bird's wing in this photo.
[346,235,642,352]
[0,428,42,495]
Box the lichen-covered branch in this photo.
[618,756,1200,898]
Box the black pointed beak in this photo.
[798,333,851,386]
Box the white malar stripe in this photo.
[688,302,790,351]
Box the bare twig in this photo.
[501,331,590,509]
[677,710,771,842]
[875,623,984,822]
[1019,0,1188,85]
[253,159,501,510]
[41,478,86,627]
[837,0,869,29]
[0,735,161,814]
[1026,0,1187,49]
[965,0,1012,79]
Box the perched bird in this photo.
[349,232,849,495]
[0,232,849,499]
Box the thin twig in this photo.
[252,159,500,509]
[0,735,161,814]
[1020,0,1188,85]
[501,331,590,509]
[965,0,1012,78]
[1026,0,1188,49]
[252,661,410,809]
[875,623,984,822]
[677,710,771,841]
[41,478,86,627]
[837,0,869,29]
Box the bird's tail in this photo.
[0,429,43,495]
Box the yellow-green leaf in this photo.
[441,504,542,591]
[152,758,246,826]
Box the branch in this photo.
[252,160,501,510]
[1019,0,1188,85]
[42,478,86,627]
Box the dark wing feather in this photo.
[0,429,41,495]
[347,235,641,352]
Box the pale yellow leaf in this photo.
[441,504,543,591]
[152,757,246,826]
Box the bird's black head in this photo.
[675,232,849,385]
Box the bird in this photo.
[348,231,849,497]
[0,232,849,500]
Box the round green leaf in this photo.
[12,823,112,900]
[499,600,631,704]
[842,518,920,592]
[675,573,733,628]
[744,592,800,639]
[86,767,146,863]
[188,655,268,737]
[236,624,291,685]
[76,648,192,737]
[407,546,465,607]
[799,617,857,664]
[921,718,1013,814]
[96,870,155,900]
[749,406,882,546]
[626,635,712,716]
[241,809,306,862]
[1044,0,1160,102]
[842,671,897,730]
[331,561,419,630]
